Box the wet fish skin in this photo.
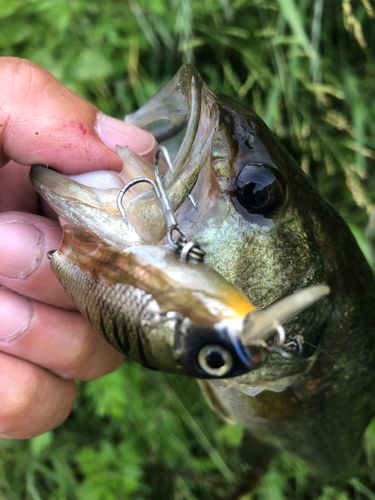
[189,91,375,478]
[189,90,375,479]
[30,65,375,478]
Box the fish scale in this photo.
[52,255,163,368]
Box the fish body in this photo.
[30,65,375,478]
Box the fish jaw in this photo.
[30,66,219,247]
[123,71,220,243]
[30,164,142,249]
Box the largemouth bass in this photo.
[30,65,375,478]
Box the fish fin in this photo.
[58,226,219,328]
[197,380,235,423]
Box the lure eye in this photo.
[198,345,233,377]
[235,163,284,215]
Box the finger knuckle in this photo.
[57,328,124,381]
[0,373,39,434]
[11,58,47,89]
[59,331,99,380]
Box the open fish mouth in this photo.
[30,65,332,385]
[30,65,216,250]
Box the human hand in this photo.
[0,57,156,439]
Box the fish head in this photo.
[113,65,335,313]
[30,65,364,386]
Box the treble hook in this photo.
[117,146,204,262]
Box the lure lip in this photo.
[241,284,331,347]
[203,285,331,379]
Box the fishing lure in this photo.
[47,146,329,379]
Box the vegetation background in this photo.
[0,0,375,498]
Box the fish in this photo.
[30,65,375,479]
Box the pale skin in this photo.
[0,57,157,439]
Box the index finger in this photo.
[0,213,75,308]
[0,57,156,172]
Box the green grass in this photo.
[1,0,375,498]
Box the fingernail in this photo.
[95,112,156,162]
[0,290,31,340]
[0,221,43,279]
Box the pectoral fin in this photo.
[197,380,235,423]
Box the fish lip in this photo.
[122,68,221,244]
[125,65,201,145]
[30,163,143,249]
[125,65,203,187]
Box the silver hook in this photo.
[267,333,304,359]
[117,146,204,261]
[117,176,187,250]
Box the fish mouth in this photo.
[30,65,334,390]
[30,65,218,249]
[30,63,332,314]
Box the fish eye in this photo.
[235,163,284,215]
[198,345,233,377]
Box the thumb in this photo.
[0,57,156,173]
